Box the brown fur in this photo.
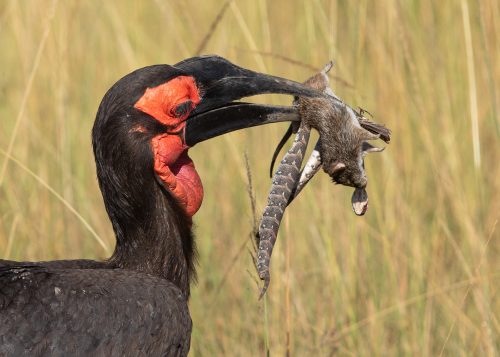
[298,72,377,188]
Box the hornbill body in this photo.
[0,56,322,356]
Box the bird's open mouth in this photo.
[138,56,326,218]
[183,103,300,146]
[177,56,324,147]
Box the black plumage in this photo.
[1,65,195,357]
[0,264,191,356]
[0,55,324,356]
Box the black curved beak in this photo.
[184,103,300,146]
[176,56,323,146]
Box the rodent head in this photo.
[321,136,370,189]
[296,61,389,216]
[326,140,384,188]
[326,157,367,188]
[315,104,381,189]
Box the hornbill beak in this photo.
[178,56,324,146]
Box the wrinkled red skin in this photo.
[151,134,203,217]
[134,76,204,217]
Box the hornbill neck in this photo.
[106,184,196,298]
[93,107,196,297]
[90,56,327,298]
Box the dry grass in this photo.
[1,1,499,355]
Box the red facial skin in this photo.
[134,76,204,217]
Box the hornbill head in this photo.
[92,55,323,228]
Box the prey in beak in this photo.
[132,55,324,218]
[180,55,324,147]
[256,62,391,297]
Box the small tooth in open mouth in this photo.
[351,187,368,216]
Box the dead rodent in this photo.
[257,64,391,297]
[297,68,388,214]
[300,75,377,186]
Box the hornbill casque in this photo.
[0,56,323,356]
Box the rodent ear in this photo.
[331,162,346,175]
[362,141,385,154]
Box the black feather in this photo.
[0,63,198,356]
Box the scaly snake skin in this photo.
[257,124,311,298]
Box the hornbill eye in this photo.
[131,56,328,218]
[172,100,194,118]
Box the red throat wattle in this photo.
[134,76,204,217]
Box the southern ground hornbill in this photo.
[0,56,323,356]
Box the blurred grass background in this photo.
[1,0,499,355]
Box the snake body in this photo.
[257,124,310,298]
[257,62,390,297]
